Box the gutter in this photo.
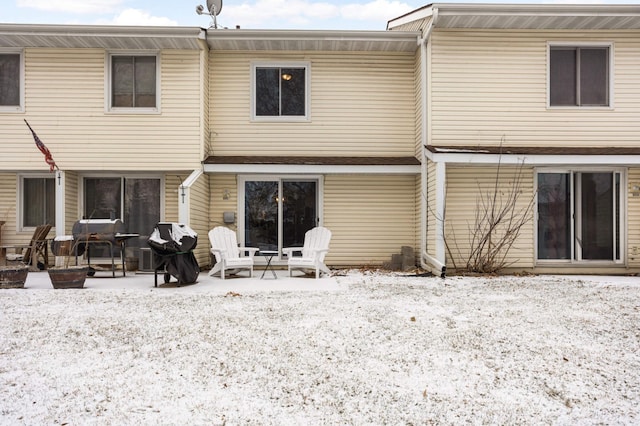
[206,28,420,42]
[418,9,447,278]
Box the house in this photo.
[0,25,211,268]
[388,4,640,275]
[202,30,421,269]
[3,3,640,276]
[0,24,422,271]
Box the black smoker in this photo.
[147,222,199,286]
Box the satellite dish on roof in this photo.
[195,0,222,28]
[206,0,222,16]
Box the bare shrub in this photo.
[438,145,535,274]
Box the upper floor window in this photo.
[252,62,309,121]
[0,50,23,112]
[21,176,56,229]
[108,53,159,112]
[549,45,611,107]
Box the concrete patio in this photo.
[21,267,346,293]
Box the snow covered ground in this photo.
[1,270,639,425]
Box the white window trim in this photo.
[534,166,626,266]
[237,175,323,263]
[105,51,161,114]
[78,173,165,221]
[17,173,55,232]
[546,41,615,110]
[250,61,311,122]
[0,48,25,113]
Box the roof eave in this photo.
[388,3,640,31]
[206,29,421,51]
[0,23,206,49]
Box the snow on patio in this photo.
[1,270,639,424]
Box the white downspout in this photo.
[178,169,204,225]
[418,10,446,277]
[54,169,65,236]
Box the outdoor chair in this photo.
[282,226,331,279]
[1,224,52,271]
[208,226,258,280]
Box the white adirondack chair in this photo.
[208,227,258,279]
[282,226,332,279]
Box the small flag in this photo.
[24,119,58,172]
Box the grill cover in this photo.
[147,222,199,285]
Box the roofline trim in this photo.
[427,150,640,166]
[203,163,421,174]
[0,23,206,39]
[388,3,640,30]
[206,28,420,41]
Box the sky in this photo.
[2,0,639,31]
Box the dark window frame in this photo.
[252,62,310,121]
[549,44,611,107]
[108,53,159,111]
[0,50,23,111]
[21,176,56,229]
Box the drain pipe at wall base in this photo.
[418,10,446,278]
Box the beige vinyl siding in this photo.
[209,51,415,157]
[0,173,20,246]
[0,49,202,172]
[202,49,211,158]
[444,165,535,271]
[415,173,422,259]
[324,174,417,267]
[430,30,640,148]
[65,171,79,234]
[207,174,240,269]
[627,168,640,269]
[164,175,181,223]
[426,159,437,256]
[414,44,423,157]
[188,173,211,267]
[209,174,238,233]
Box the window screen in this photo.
[550,46,609,107]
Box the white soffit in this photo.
[0,24,206,49]
[389,3,640,30]
[206,29,421,51]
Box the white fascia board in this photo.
[208,29,418,42]
[431,3,640,17]
[427,151,640,166]
[203,164,421,174]
[0,23,205,38]
[388,6,434,29]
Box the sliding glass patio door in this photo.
[83,176,161,255]
[537,170,622,263]
[241,177,318,256]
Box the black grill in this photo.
[72,219,126,243]
[147,222,199,286]
[71,219,136,277]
